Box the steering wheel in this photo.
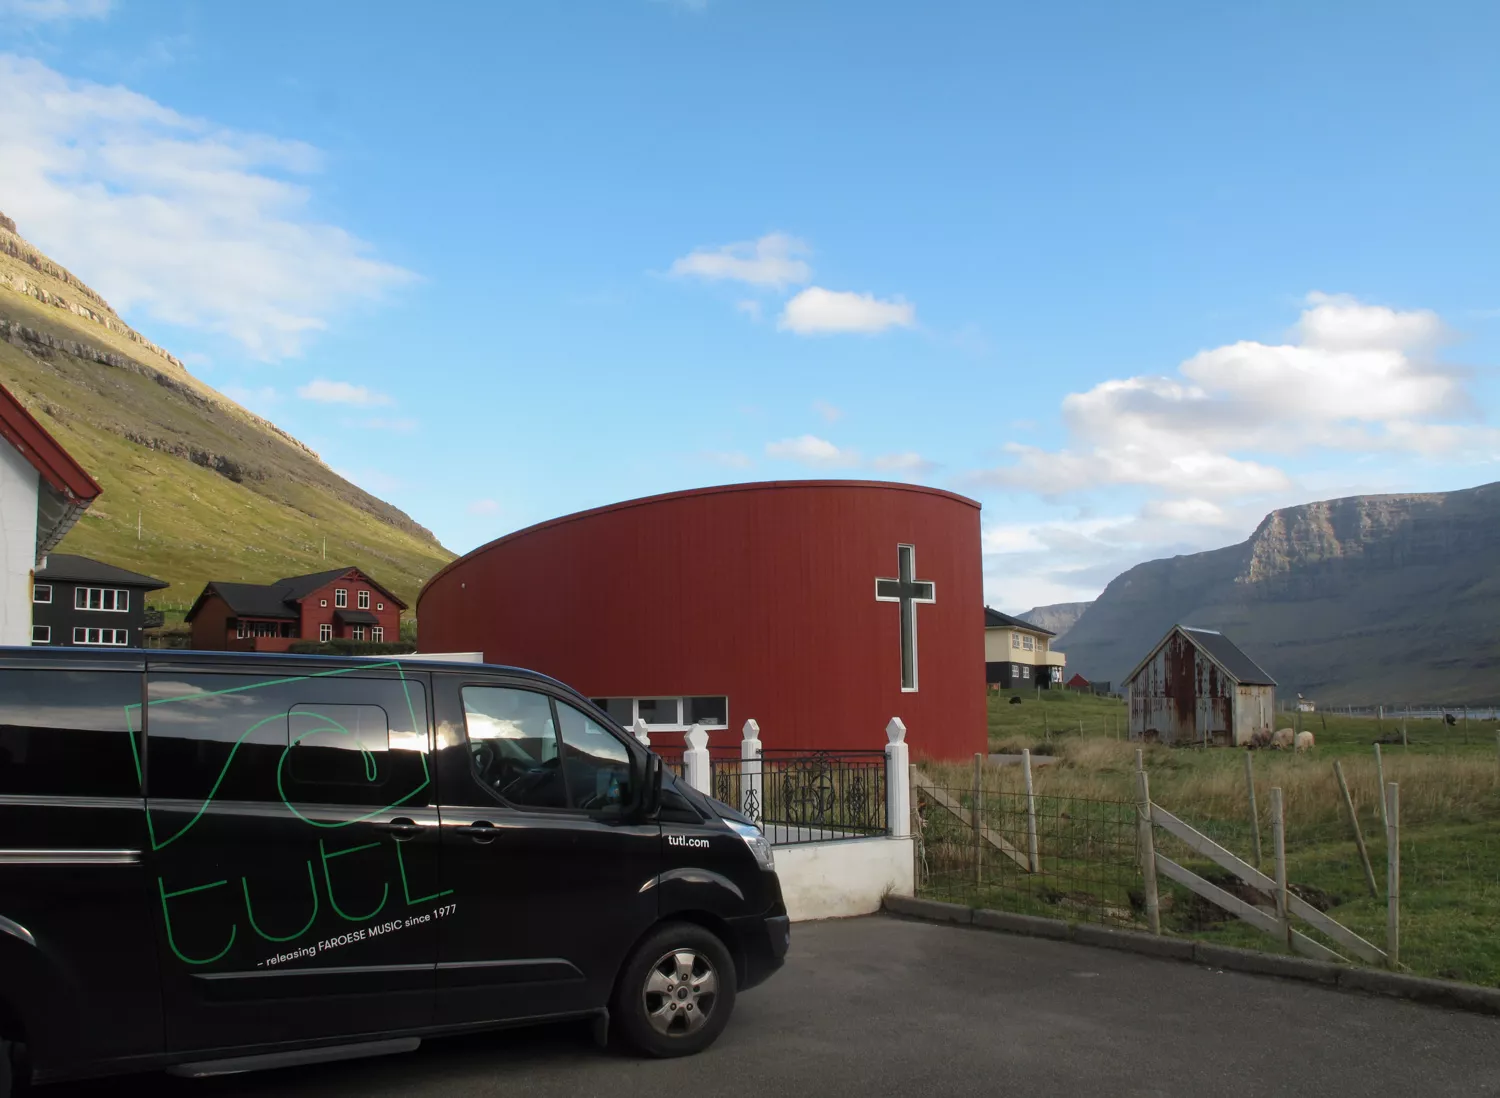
[470,740,495,777]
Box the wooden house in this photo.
[1124,625,1275,747]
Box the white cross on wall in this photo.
[874,544,936,692]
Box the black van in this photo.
[0,648,788,1092]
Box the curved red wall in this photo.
[418,481,985,761]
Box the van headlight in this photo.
[728,820,774,871]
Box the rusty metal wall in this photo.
[1127,629,1250,746]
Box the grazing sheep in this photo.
[1272,727,1295,750]
[1250,728,1273,749]
[1294,730,1315,753]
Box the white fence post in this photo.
[632,717,651,748]
[683,723,710,794]
[740,719,763,825]
[885,717,911,838]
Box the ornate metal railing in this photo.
[750,749,888,845]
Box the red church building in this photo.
[417,481,986,760]
[185,566,405,652]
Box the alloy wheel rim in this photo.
[643,948,718,1036]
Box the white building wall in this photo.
[0,442,39,647]
[774,836,915,922]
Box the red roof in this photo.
[0,383,101,504]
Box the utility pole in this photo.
[137,509,141,542]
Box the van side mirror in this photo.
[638,753,663,819]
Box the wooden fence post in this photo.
[972,753,984,888]
[1386,782,1400,969]
[1374,744,1388,828]
[1402,706,1409,749]
[1244,751,1262,869]
[1134,767,1160,935]
[1270,786,1289,948]
[1334,761,1378,899]
[1022,748,1040,873]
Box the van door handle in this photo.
[454,821,498,844]
[377,818,422,841]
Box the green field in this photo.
[917,688,1500,987]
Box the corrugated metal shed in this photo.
[1125,624,1276,747]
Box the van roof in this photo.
[0,646,570,688]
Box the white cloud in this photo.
[812,400,842,423]
[872,451,937,474]
[778,287,915,335]
[297,379,393,407]
[701,450,753,469]
[0,55,414,359]
[735,299,763,321]
[0,0,111,20]
[765,434,860,467]
[976,293,1492,501]
[221,384,278,411]
[670,232,810,289]
[466,499,500,516]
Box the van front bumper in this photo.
[733,911,790,991]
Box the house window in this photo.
[1021,664,1032,679]
[32,584,52,604]
[73,627,129,646]
[320,599,328,608]
[351,626,366,641]
[586,696,730,731]
[376,602,384,611]
[31,625,50,644]
[1022,635,1035,651]
[357,590,370,609]
[372,626,384,642]
[75,587,129,612]
[319,624,332,643]
[1011,633,1021,649]
[236,622,248,639]
[334,589,348,608]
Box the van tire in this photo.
[0,1038,14,1098]
[612,922,737,1058]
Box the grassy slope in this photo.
[918,689,1500,985]
[0,237,452,615]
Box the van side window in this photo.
[461,687,566,809]
[147,672,430,809]
[0,669,141,797]
[555,701,632,811]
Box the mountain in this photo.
[1059,482,1500,705]
[0,210,453,618]
[1018,601,1092,644]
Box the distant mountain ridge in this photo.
[0,209,452,611]
[1018,601,1092,644]
[1059,482,1500,704]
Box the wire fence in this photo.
[914,768,1500,987]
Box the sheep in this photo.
[1294,730,1315,753]
[1250,727,1273,749]
[1271,727,1295,750]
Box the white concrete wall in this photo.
[774,836,915,922]
[0,443,38,647]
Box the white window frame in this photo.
[31,624,50,644]
[73,626,128,647]
[376,602,384,611]
[236,621,249,639]
[357,590,370,610]
[592,696,729,731]
[334,588,348,608]
[32,583,52,604]
[1011,632,1021,649]
[319,623,333,642]
[75,587,129,613]
[320,599,328,608]
[372,626,384,642]
[1023,634,1035,651]
[351,626,366,641]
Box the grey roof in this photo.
[1126,625,1277,688]
[1181,627,1276,686]
[335,609,380,625]
[36,553,168,590]
[201,582,300,620]
[983,606,1056,636]
[276,567,358,601]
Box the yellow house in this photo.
[984,607,1066,689]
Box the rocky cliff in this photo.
[1018,601,1093,644]
[1059,482,1500,704]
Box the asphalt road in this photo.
[48,917,1500,1097]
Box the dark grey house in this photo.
[30,554,168,648]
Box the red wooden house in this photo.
[185,566,406,652]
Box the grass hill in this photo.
[0,211,453,619]
[1058,482,1500,705]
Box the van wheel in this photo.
[613,923,736,1058]
[0,1038,14,1098]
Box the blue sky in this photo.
[2,0,1497,610]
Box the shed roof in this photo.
[0,382,102,559]
[983,606,1056,636]
[36,553,168,590]
[1125,625,1277,688]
